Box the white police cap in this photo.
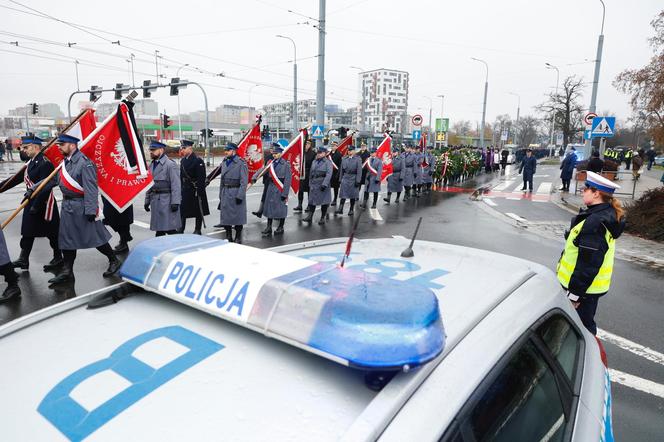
[585,171,620,194]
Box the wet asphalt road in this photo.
[0,160,662,440]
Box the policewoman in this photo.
[557,171,625,335]
[335,144,362,216]
[303,145,333,225]
[360,146,383,209]
[39,134,121,286]
[144,140,181,236]
[218,142,248,243]
[178,139,209,235]
[11,136,62,272]
[261,143,291,237]
[385,146,405,204]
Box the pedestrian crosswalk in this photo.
[483,179,553,202]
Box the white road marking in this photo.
[493,180,515,191]
[533,174,550,178]
[608,369,664,399]
[598,328,664,366]
[133,221,150,229]
[506,197,522,200]
[505,212,527,222]
[536,182,553,194]
[483,198,497,207]
[368,208,383,221]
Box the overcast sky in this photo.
[1,0,661,127]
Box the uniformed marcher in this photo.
[102,197,133,253]
[413,147,424,197]
[518,148,537,192]
[144,140,181,236]
[0,228,20,302]
[421,147,435,193]
[252,143,275,218]
[360,146,383,209]
[358,143,371,195]
[218,143,248,243]
[302,146,333,225]
[557,171,624,335]
[293,140,315,213]
[261,144,291,237]
[329,141,342,206]
[178,140,209,234]
[384,146,405,204]
[30,134,121,286]
[6,136,62,272]
[335,145,362,216]
[403,146,416,199]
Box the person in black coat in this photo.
[7,136,62,272]
[329,141,343,206]
[251,143,275,218]
[178,140,209,235]
[358,143,371,193]
[586,151,604,174]
[518,148,537,192]
[294,140,315,213]
[102,198,133,253]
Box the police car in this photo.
[0,235,613,441]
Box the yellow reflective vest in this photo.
[557,219,615,294]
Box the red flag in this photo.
[236,122,263,183]
[376,133,393,182]
[44,109,97,167]
[281,129,306,195]
[419,133,429,167]
[336,132,354,156]
[78,102,153,212]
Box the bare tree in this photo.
[515,116,541,147]
[493,114,513,145]
[451,120,472,136]
[538,75,585,146]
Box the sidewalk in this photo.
[546,166,664,269]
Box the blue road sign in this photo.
[412,130,421,140]
[590,117,616,138]
[311,125,325,139]
[584,130,592,140]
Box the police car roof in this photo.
[0,236,557,441]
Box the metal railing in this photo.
[574,169,637,198]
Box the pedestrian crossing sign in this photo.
[311,125,325,139]
[590,117,615,138]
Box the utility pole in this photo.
[585,0,606,153]
[130,53,136,87]
[315,0,326,147]
[508,92,520,145]
[546,63,560,156]
[437,94,445,147]
[471,58,489,150]
[74,60,80,91]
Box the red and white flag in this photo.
[281,129,306,195]
[44,109,97,167]
[377,133,393,182]
[336,132,354,156]
[268,162,284,193]
[78,101,153,212]
[237,120,263,183]
[419,133,428,167]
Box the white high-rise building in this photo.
[358,69,409,134]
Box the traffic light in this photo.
[170,77,181,96]
[114,83,130,100]
[207,128,213,138]
[142,80,157,98]
[337,126,348,138]
[261,125,270,139]
[200,129,206,138]
[89,85,102,102]
[162,114,171,129]
[31,103,39,115]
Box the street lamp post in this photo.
[508,92,520,145]
[586,0,606,154]
[546,63,560,156]
[315,0,326,147]
[471,58,489,151]
[276,35,298,137]
[350,66,366,134]
[176,63,189,139]
[437,94,445,147]
[423,96,433,144]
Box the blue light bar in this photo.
[120,235,445,371]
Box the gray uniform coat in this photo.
[403,152,416,186]
[422,152,435,184]
[53,149,112,250]
[145,154,182,232]
[0,230,10,266]
[307,157,333,206]
[414,153,424,185]
[387,155,406,192]
[263,158,291,219]
[218,155,248,226]
[364,156,383,193]
[339,155,363,200]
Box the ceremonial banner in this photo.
[78,101,152,212]
[44,109,97,167]
[236,120,263,183]
[336,132,354,156]
[281,129,306,195]
[376,133,393,182]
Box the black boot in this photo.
[252,210,263,219]
[274,219,285,235]
[293,205,303,213]
[12,249,30,270]
[335,200,345,215]
[302,207,314,223]
[0,264,20,303]
[224,227,233,242]
[261,220,273,237]
[348,200,355,216]
[103,255,122,277]
[234,226,243,244]
[384,193,391,204]
[48,263,74,286]
[114,241,129,253]
[43,250,64,272]
[396,192,401,203]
